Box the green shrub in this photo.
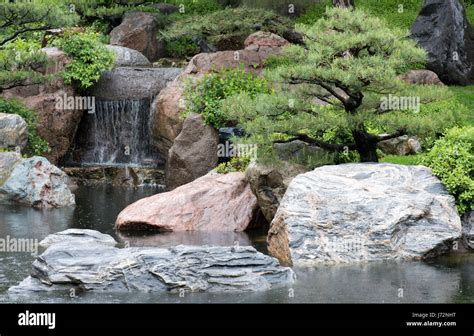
[215,155,250,174]
[55,30,114,90]
[0,98,49,156]
[161,7,291,57]
[184,67,271,128]
[165,36,200,58]
[419,126,474,214]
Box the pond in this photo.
[0,185,472,303]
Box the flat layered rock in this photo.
[268,163,462,266]
[10,230,295,293]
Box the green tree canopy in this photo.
[0,1,78,46]
[223,7,461,163]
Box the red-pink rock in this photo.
[398,70,444,85]
[115,172,258,232]
[244,31,289,49]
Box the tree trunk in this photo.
[352,130,378,162]
[333,0,355,8]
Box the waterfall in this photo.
[67,98,163,168]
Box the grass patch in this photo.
[297,1,474,31]
[449,86,474,125]
[380,154,424,165]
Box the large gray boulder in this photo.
[268,163,462,266]
[0,154,75,208]
[10,230,295,293]
[88,67,182,100]
[411,0,474,85]
[0,113,28,151]
[165,113,219,190]
[106,45,151,67]
[109,12,164,62]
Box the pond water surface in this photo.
[0,185,472,303]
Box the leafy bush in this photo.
[215,155,250,174]
[0,98,49,156]
[55,30,114,90]
[165,36,200,58]
[184,67,271,128]
[161,7,291,57]
[420,126,474,214]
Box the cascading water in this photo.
[66,98,163,168]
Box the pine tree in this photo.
[223,7,456,163]
[0,1,77,46]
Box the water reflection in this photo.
[0,185,473,303]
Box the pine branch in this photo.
[375,129,406,142]
[274,133,357,152]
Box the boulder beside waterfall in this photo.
[165,113,219,190]
[116,172,258,232]
[268,163,462,266]
[0,153,75,208]
[10,229,295,293]
[88,67,182,101]
[109,12,164,62]
[150,32,289,159]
